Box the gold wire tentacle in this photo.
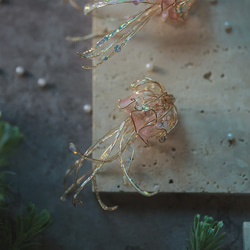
[93,176,118,211]
[81,5,160,69]
[119,132,159,196]
[72,118,132,206]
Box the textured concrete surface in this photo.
[92,0,250,194]
[0,1,250,249]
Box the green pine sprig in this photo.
[186,214,226,250]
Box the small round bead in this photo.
[227,132,236,146]
[37,78,47,88]
[224,22,232,33]
[227,132,234,141]
[83,104,92,114]
[15,66,25,76]
[146,62,154,72]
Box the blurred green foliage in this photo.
[0,111,24,206]
[0,202,52,250]
[0,112,52,249]
[0,111,24,168]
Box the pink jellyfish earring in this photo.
[61,77,178,210]
[77,0,195,68]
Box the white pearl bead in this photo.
[146,62,154,72]
[83,104,92,114]
[37,78,47,88]
[15,66,25,76]
[224,22,232,33]
[227,132,234,141]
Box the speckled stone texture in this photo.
[92,1,250,193]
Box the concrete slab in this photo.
[91,1,250,193]
[243,222,250,250]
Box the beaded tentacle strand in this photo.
[61,77,178,210]
[78,0,195,68]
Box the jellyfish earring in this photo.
[77,0,195,68]
[61,77,178,210]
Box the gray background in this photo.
[0,1,249,249]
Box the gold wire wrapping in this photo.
[61,77,178,210]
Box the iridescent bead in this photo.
[69,143,77,154]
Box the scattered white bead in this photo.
[37,78,47,88]
[227,132,235,145]
[15,66,25,76]
[224,22,232,33]
[83,104,92,114]
[227,132,234,141]
[60,196,66,202]
[146,62,154,72]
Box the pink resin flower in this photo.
[161,0,196,22]
[119,78,178,144]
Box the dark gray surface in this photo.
[0,1,249,249]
